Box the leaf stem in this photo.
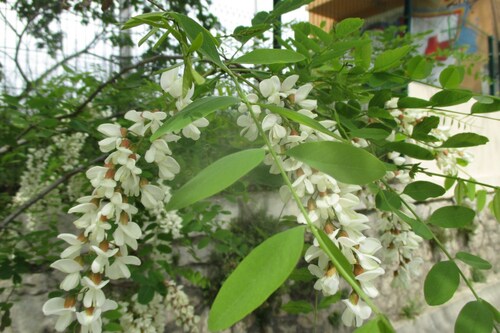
[223,66,387,319]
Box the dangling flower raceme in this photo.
[44,65,205,332]
[236,74,387,327]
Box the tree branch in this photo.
[0,54,182,156]
[0,154,107,230]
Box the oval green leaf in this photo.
[441,133,488,148]
[208,226,305,331]
[234,49,306,65]
[167,149,265,210]
[385,142,434,160]
[373,45,411,72]
[424,260,460,306]
[398,97,432,109]
[430,89,473,107]
[471,98,500,113]
[151,96,240,141]
[403,181,446,201]
[428,206,475,228]
[281,300,313,314]
[439,65,464,89]
[285,142,386,185]
[405,55,433,80]
[394,210,433,240]
[455,252,492,270]
[455,301,494,333]
[491,190,500,222]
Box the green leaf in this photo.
[375,190,401,211]
[424,261,460,306]
[208,226,305,331]
[471,98,500,113]
[122,12,166,30]
[455,252,492,270]
[373,45,411,72]
[455,301,494,333]
[281,300,313,314]
[137,285,155,304]
[233,24,271,43]
[369,90,392,108]
[454,180,466,206]
[262,104,334,138]
[397,97,432,109]
[483,300,500,322]
[167,149,265,210]
[318,293,341,309]
[412,116,440,141]
[188,32,204,53]
[234,49,306,65]
[354,316,395,333]
[439,65,465,89]
[103,323,123,332]
[490,190,500,222]
[285,142,386,185]
[168,13,222,66]
[138,27,159,47]
[465,180,476,201]
[354,37,372,70]
[316,230,356,281]
[405,55,433,79]
[394,210,433,240]
[430,89,473,107]
[350,128,390,140]
[440,133,488,148]
[403,181,445,201]
[385,142,434,160]
[428,206,475,228]
[151,96,240,140]
[444,177,456,190]
[476,190,487,211]
[335,18,364,37]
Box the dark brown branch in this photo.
[58,54,183,120]
[0,154,107,230]
[0,54,183,156]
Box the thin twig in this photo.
[0,154,107,230]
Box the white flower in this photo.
[84,215,111,243]
[77,299,118,333]
[156,155,180,180]
[42,296,77,332]
[82,275,109,307]
[259,76,282,105]
[113,220,142,250]
[58,233,85,259]
[182,117,209,140]
[355,266,385,298]
[160,67,183,98]
[106,246,141,279]
[97,124,123,153]
[68,198,99,229]
[175,84,195,111]
[125,110,146,135]
[262,113,286,143]
[237,113,259,141]
[50,259,83,291]
[308,255,339,296]
[140,183,165,209]
[90,244,119,274]
[142,111,167,134]
[341,297,372,327]
[293,83,317,110]
[145,139,172,163]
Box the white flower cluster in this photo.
[431,125,473,175]
[43,67,205,333]
[165,280,200,332]
[119,293,168,333]
[237,75,385,327]
[149,182,183,239]
[13,133,88,230]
